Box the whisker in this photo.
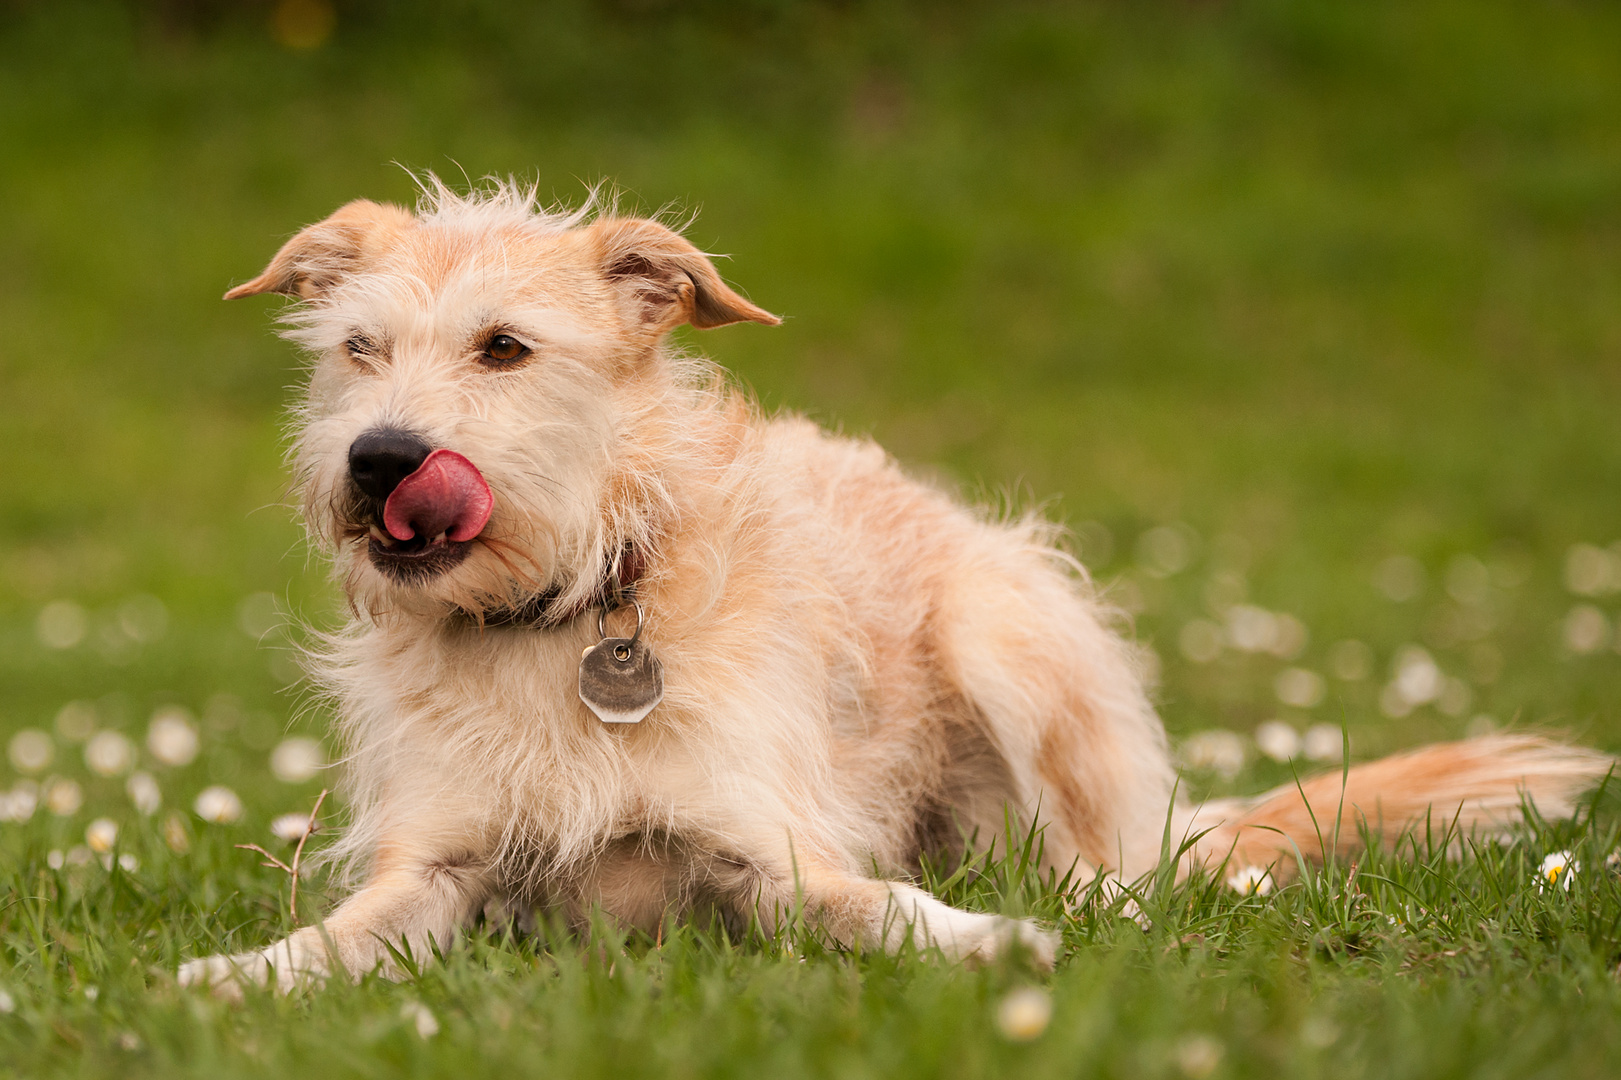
[477,536,545,590]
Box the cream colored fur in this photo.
[179,178,1615,996]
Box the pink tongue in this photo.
[382,449,493,543]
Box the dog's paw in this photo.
[177,952,264,1002]
[976,916,1060,970]
[924,911,1059,970]
[178,930,334,999]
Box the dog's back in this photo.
[180,180,1614,996]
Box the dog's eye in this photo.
[483,334,529,366]
[345,335,378,359]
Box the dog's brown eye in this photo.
[484,334,528,365]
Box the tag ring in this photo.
[597,600,645,649]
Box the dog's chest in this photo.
[362,624,699,826]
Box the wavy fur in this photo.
[182,177,1615,995]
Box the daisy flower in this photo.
[1226,865,1274,897]
[194,786,243,824]
[84,818,118,854]
[995,986,1052,1042]
[271,812,317,842]
[1537,850,1578,892]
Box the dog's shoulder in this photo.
[745,413,911,497]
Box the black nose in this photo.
[348,429,432,500]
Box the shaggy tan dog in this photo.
[180,180,1612,994]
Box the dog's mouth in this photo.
[350,448,493,583]
[364,523,475,580]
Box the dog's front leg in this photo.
[178,831,491,998]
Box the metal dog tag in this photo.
[579,603,663,725]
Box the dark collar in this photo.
[466,542,646,629]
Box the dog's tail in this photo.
[1174,734,1615,879]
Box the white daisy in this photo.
[162,812,190,853]
[45,778,83,817]
[8,729,53,774]
[995,986,1052,1042]
[1226,865,1274,897]
[0,783,38,822]
[269,738,326,784]
[84,818,118,854]
[270,812,317,843]
[193,786,242,824]
[84,731,134,777]
[1254,720,1301,763]
[126,772,162,816]
[147,709,199,767]
[401,1001,439,1040]
[1537,850,1578,892]
[1176,1034,1224,1079]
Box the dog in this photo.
[179,178,1613,994]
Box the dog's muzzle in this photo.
[346,428,493,581]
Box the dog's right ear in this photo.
[224,199,415,301]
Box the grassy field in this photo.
[3,0,1621,1075]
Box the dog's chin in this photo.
[365,532,474,583]
[334,517,562,620]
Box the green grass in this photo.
[4,0,1621,1075]
[4,807,1621,1077]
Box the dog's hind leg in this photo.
[929,530,1178,884]
[709,824,1059,968]
[178,824,494,998]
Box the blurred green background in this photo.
[4,0,1621,824]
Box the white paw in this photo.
[177,952,266,1002]
[968,916,1060,970]
[914,908,1059,969]
[178,930,334,998]
[884,885,1060,969]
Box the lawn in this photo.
[3,1,1621,1075]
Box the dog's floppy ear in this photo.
[588,218,780,332]
[224,199,415,301]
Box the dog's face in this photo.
[228,185,777,618]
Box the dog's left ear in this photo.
[588,218,781,332]
[224,199,416,301]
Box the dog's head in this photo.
[229,179,777,620]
